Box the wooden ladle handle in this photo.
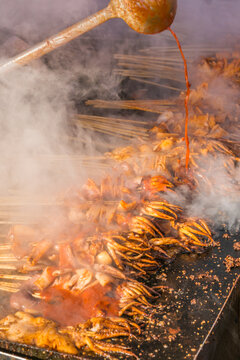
[0,0,177,73]
[0,6,114,73]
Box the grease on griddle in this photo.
[224,255,240,272]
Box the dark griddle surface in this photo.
[137,227,240,360]
[0,227,239,360]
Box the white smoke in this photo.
[174,0,240,44]
[189,156,240,227]
[0,66,74,195]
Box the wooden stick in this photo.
[0,245,11,251]
[0,265,16,270]
[138,46,230,54]
[114,53,185,62]
[130,77,182,91]
[78,123,148,139]
[86,102,176,114]
[0,6,113,73]
[86,99,176,110]
[0,274,30,281]
[0,221,36,225]
[0,281,21,288]
[0,258,18,262]
[116,61,185,73]
[75,114,149,125]
[78,124,134,140]
[77,118,147,134]
[0,286,19,293]
[75,120,149,140]
[114,69,185,84]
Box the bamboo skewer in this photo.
[79,126,135,140]
[0,274,30,281]
[77,120,148,135]
[0,265,16,270]
[0,200,63,207]
[76,119,142,134]
[75,114,149,125]
[0,221,36,225]
[0,273,27,293]
[130,77,182,91]
[87,99,176,106]
[74,114,150,140]
[0,286,19,293]
[114,53,187,62]
[0,258,19,262]
[116,63,185,74]
[113,51,189,97]
[0,254,16,260]
[0,245,11,251]
[114,69,185,84]
[114,58,186,70]
[75,115,149,131]
[78,124,148,140]
[0,282,21,288]
[86,99,178,114]
[139,46,231,54]
[116,60,185,71]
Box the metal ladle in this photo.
[0,0,177,73]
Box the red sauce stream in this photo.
[168,27,191,170]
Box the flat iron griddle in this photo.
[0,227,239,360]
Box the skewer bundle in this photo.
[0,45,239,359]
[113,45,231,91]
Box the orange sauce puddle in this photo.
[40,284,120,326]
[40,283,120,326]
[168,27,191,170]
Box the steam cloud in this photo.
[0,1,119,194]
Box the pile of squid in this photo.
[0,170,214,358]
[0,51,240,359]
[199,50,240,85]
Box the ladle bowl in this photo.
[111,0,177,34]
[0,0,177,73]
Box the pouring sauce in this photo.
[168,27,191,170]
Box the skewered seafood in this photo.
[0,311,138,359]
[0,137,216,359]
[200,51,240,84]
[0,312,78,355]
[61,317,139,359]
[175,219,215,247]
[140,200,180,221]
[9,261,155,326]
[2,44,240,360]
